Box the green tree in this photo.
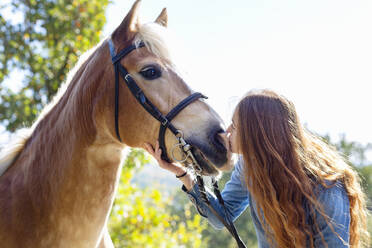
[358,165,372,208]
[109,149,207,248]
[168,172,258,248]
[317,135,372,239]
[324,135,372,204]
[0,0,108,131]
[323,134,372,167]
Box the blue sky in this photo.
[103,0,372,145]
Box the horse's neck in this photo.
[54,140,124,243]
[7,118,124,245]
[6,86,124,245]
[17,50,123,214]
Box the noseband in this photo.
[108,38,246,248]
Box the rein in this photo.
[108,38,246,248]
[175,135,247,248]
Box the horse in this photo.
[0,1,233,247]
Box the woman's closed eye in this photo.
[231,121,237,130]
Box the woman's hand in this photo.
[143,141,195,190]
[143,141,186,176]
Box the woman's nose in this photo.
[218,131,229,146]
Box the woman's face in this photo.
[226,111,240,154]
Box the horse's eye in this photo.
[139,66,161,80]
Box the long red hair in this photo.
[235,89,369,247]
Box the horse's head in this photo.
[100,0,233,175]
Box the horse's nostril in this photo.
[186,126,228,168]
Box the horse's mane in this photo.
[0,22,173,177]
[136,22,175,68]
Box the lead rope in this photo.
[211,178,247,248]
[173,134,247,248]
[196,176,246,248]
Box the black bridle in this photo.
[108,38,246,248]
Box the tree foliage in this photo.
[323,134,372,167]
[0,0,108,131]
[109,149,207,248]
[324,135,372,206]
[196,172,258,248]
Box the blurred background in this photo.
[0,0,371,247]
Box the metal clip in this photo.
[124,73,132,82]
[171,130,203,175]
[170,130,189,162]
[161,118,168,126]
[171,142,189,163]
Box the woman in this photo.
[144,89,369,247]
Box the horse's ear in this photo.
[155,8,168,27]
[112,0,141,43]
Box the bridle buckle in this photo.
[161,118,168,126]
[124,73,132,82]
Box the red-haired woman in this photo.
[144,89,369,248]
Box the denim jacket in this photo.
[182,158,350,247]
